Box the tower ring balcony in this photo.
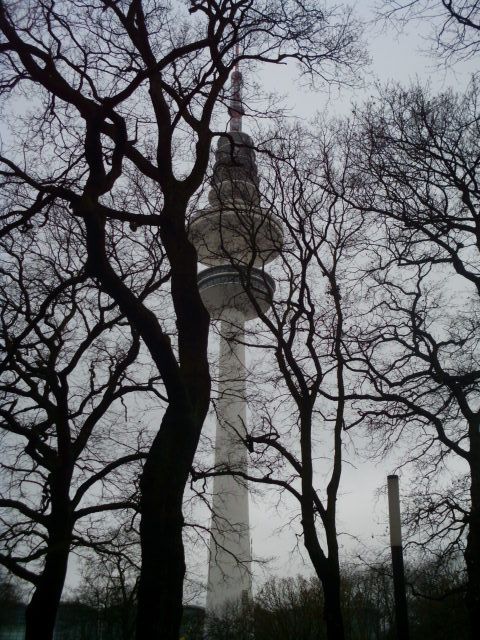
[198,265,275,321]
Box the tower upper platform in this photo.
[197,265,275,321]
[191,55,283,324]
[190,131,283,266]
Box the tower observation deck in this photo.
[189,57,283,616]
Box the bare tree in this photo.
[252,559,467,640]
[380,1,480,64]
[322,83,480,638]
[193,124,365,640]
[254,575,327,640]
[72,526,141,640]
[0,1,365,638]
[0,566,26,630]
[0,213,164,639]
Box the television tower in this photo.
[190,54,283,614]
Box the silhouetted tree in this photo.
[381,1,480,64]
[0,2,365,638]
[322,82,480,639]
[194,124,365,640]
[0,214,163,639]
[206,559,468,640]
[73,529,140,640]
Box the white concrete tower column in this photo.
[194,267,276,617]
[206,311,252,612]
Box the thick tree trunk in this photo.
[25,504,72,640]
[465,428,480,640]
[135,405,203,640]
[83,202,211,640]
[304,527,345,640]
[300,407,345,640]
[323,571,345,640]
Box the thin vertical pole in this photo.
[387,475,410,640]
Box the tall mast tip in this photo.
[229,44,244,132]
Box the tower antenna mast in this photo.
[229,44,244,132]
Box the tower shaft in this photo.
[206,313,252,613]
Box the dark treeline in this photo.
[210,558,468,640]
[0,558,467,640]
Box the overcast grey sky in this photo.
[257,0,477,123]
